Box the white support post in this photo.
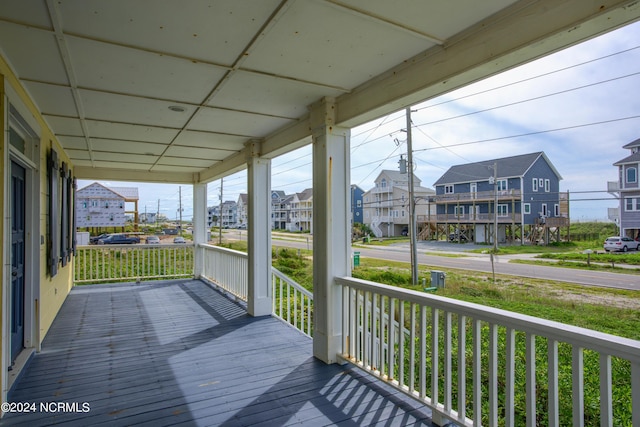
[310,98,351,364]
[192,182,207,279]
[246,141,272,317]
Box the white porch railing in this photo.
[272,267,313,337]
[74,244,194,284]
[199,244,313,338]
[200,244,248,301]
[335,276,640,427]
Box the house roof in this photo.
[109,187,139,201]
[296,188,313,201]
[77,182,138,200]
[614,151,640,166]
[622,137,640,150]
[375,170,421,186]
[433,152,561,186]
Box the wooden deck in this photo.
[3,280,435,426]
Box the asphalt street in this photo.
[262,232,640,291]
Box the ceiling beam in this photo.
[335,0,640,128]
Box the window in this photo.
[497,204,508,217]
[523,203,531,214]
[627,167,637,184]
[497,179,507,191]
[539,178,544,189]
[445,185,454,194]
[381,178,387,188]
[454,206,465,216]
[554,204,560,216]
[82,201,87,208]
[401,210,405,217]
[91,200,98,207]
[544,179,550,192]
[356,200,361,207]
[105,202,109,208]
[542,204,548,216]
[532,178,538,192]
[624,197,640,211]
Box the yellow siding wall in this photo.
[1,56,74,343]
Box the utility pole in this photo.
[493,162,498,252]
[178,186,183,234]
[218,178,223,245]
[406,108,418,287]
[156,199,160,227]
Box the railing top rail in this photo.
[272,267,312,298]
[336,276,640,362]
[199,243,248,259]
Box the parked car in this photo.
[173,237,186,244]
[145,236,161,244]
[97,234,140,245]
[90,233,110,244]
[237,224,247,229]
[448,232,468,242]
[603,236,640,252]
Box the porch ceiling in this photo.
[1,1,639,184]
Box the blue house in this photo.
[433,152,568,244]
[610,138,640,239]
[350,185,364,225]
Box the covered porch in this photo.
[2,1,640,426]
[3,279,433,426]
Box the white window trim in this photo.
[544,179,550,192]
[532,178,538,192]
[445,185,454,194]
[523,203,531,214]
[497,204,508,217]
[626,167,637,184]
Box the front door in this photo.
[11,161,26,362]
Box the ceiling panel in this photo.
[163,145,229,160]
[22,81,77,117]
[159,156,218,168]
[67,36,227,104]
[209,70,345,118]
[242,0,435,89]
[0,23,69,84]
[85,121,178,143]
[42,116,85,137]
[80,90,193,128]
[188,107,294,137]
[172,130,246,151]
[88,139,169,156]
[56,0,283,65]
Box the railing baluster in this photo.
[526,333,536,427]
[548,339,559,427]
[420,304,426,399]
[457,315,466,422]
[388,297,395,381]
[599,353,612,427]
[505,327,516,427]
[632,362,640,427]
[571,346,584,427]
[489,322,498,427]
[409,302,416,394]
[473,319,482,426]
[444,311,452,412]
[431,307,439,407]
[398,299,405,389]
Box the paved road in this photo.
[263,233,640,291]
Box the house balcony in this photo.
[432,213,523,223]
[433,189,522,204]
[6,244,639,426]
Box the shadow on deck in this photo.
[3,280,435,426]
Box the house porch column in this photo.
[246,141,272,316]
[310,98,351,364]
[193,182,207,278]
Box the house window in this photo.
[627,167,637,184]
[454,206,464,216]
[497,179,507,191]
[401,210,405,217]
[539,178,544,189]
[497,204,508,216]
[105,202,109,208]
[381,178,387,188]
[445,185,454,194]
[532,178,538,192]
[356,200,361,207]
[82,201,87,208]
[554,204,560,216]
[542,204,548,216]
[544,179,550,192]
[523,203,531,214]
[91,200,98,207]
[625,197,635,211]
[109,214,114,221]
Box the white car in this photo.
[603,236,640,252]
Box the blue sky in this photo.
[79,20,640,222]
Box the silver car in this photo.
[603,236,640,252]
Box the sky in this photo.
[79,20,640,222]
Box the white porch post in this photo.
[310,98,351,364]
[192,182,207,279]
[246,141,272,316]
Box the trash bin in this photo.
[353,251,360,267]
[431,270,446,288]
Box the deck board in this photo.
[3,280,434,426]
